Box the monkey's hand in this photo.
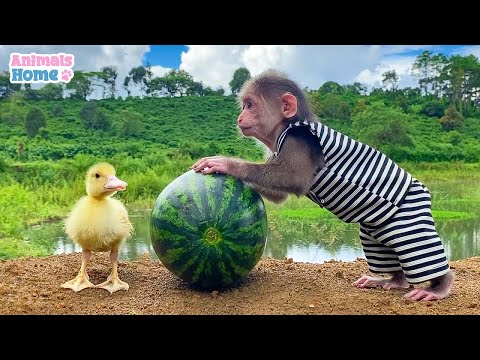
[190,156,240,176]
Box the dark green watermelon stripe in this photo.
[223,250,254,278]
[150,227,189,246]
[191,249,208,283]
[171,184,205,226]
[161,172,207,226]
[174,255,199,275]
[153,200,199,233]
[220,205,264,231]
[239,184,255,205]
[170,240,212,271]
[216,260,234,285]
[188,172,207,219]
[222,185,261,225]
[223,204,267,233]
[222,237,265,257]
[163,247,185,263]
[223,218,268,239]
[203,174,217,220]
[216,175,240,221]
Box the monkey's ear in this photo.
[280,93,298,118]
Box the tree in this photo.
[352,102,413,152]
[66,70,93,100]
[38,83,64,100]
[124,66,152,98]
[123,75,131,97]
[0,92,29,125]
[116,108,144,137]
[0,71,21,99]
[79,101,111,131]
[411,50,433,96]
[353,99,367,114]
[318,81,345,95]
[318,94,351,121]
[151,70,197,97]
[439,105,463,131]
[229,67,251,95]
[23,83,40,100]
[430,53,448,97]
[25,108,46,137]
[382,70,399,92]
[440,55,480,115]
[144,62,154,97]
[345,82,367,96]
[100,66,118,99]
[420,100,446,118]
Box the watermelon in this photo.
[149,169,268,290]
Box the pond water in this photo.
[24,177,480,263]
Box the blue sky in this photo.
[145,45,187,68]
[1,45,479,98]
[144,45,469,69]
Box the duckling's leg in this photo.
[61,250,95,292]
[96,249,129,294]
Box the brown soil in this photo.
[0,253,479,315]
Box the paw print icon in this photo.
[61,69,73,82]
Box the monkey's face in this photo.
[237,96,284,139]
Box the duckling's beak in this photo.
[104,176,128,192]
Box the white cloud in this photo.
[180,45,249,91]
[0,45,150,99]
[179,45,480,94]
[355,56,418,89]
[2,45,478,99]
[456,45,480,59]
[179,45,388,94]
[150,65,171,78]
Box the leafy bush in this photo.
[352,102,413,157]
[421,100,446,118]
[25,108,46,137]
[440,106,464,131]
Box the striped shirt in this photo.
[275,120,413,226]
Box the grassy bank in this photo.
[1,158,479,259]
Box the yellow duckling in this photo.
[61,162,134,294]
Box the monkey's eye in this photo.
[244,100,254,110]
[95,173,100,179]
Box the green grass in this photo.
[1,94,480,260]
[275,207,335,220]
[431,210,474,220]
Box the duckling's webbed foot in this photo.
[96,275,129,294]
[61,250,95,292]
[96,249,129,294]
[61,273,95,292]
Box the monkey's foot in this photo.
[353,274,410,290]
[61,274,95,293]
[96,275,129,294]
[404,270,454,301]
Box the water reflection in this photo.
[25,204,480,263]
[51,212,159,261]
[22,178,480,263]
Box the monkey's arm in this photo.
[192,130,323,197]
[245,182,289,203]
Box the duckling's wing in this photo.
[111,199,135,238]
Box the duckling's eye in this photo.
[95,173,100,179]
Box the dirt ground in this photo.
[0,253,479,315]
